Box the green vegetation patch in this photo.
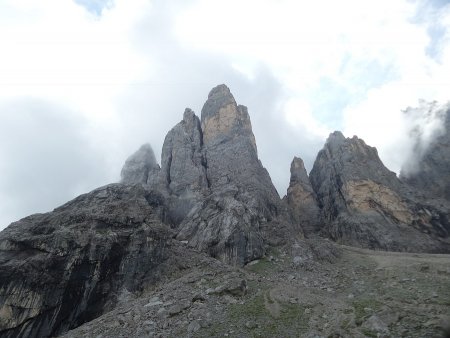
[228,293,311,337]
[352,298,382,325]
[246,258,273,274]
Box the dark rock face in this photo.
[120,144,160,185]
[309,131,450,252]
[0,184,175,338]
[401,107,450,201]
[285,157,321,235]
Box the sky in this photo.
[1,0,450,230]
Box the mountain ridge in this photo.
[0,84,449,337]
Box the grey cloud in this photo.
[0,99,111,229]
[400,100,449,177]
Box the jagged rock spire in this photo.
[160,108,207,196]
[285,157,320,235]
[177,84,292,265]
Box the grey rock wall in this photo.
[309,131,450,252]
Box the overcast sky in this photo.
[1,0,450,230]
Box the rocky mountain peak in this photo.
[200,84,255,151]
[175,85,289,265]
[160,107,207,198]
[183,107,195,120]
[313,131,398,189]
[309,131,450,251]
[120,143,160,184]
[289,157,309,185]
[327,130,345,142]
[285,156,320,235]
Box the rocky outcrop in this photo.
[176,85,292,265]
[160,108,208,196]
[200,84,268,194]
[401,106,450,201]
[285,157,321,235]
[309,131,450,252]
[119,85,292,265]
[158,108,209,224]
[0,184,179,338]
[120,144,160,185]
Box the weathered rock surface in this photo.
[160,108,208,196]
[158,108,209,224]
[120,85,293,265]
[120,143,160,185]
[0,184,181,338]
[285,157,321,235]
[401,106,450,201]
[309,131,450,252]
[176,84,294,265]
[200,85,272,196]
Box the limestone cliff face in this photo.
[309,131,450,252]
[285,157,321,235]
[401,106,450,201]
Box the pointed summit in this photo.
[285,157,320,235]
[289,157,310,186]
[160,108,207,197]
[201,84,236,122]
[309,132,450,252]
[177,84,292,265]
[120,143,160,184]
[200,84,255,151]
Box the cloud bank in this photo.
[0,0,449,229]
